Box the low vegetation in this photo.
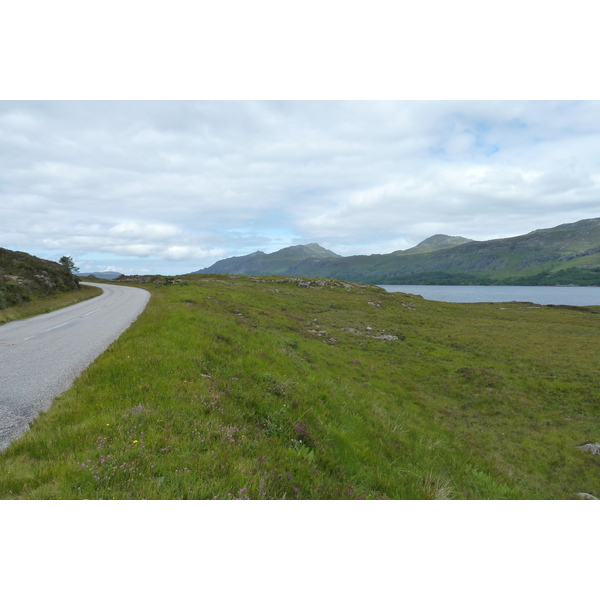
[0,247,81,308]
[0,285,102,325]
[500,266,600,287]
[1,274,599,499]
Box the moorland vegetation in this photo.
[1,273,599,500]
[0,247,82,310]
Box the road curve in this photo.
[0,282,150,452]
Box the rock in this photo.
[576,443,600,455]
[373,333,406,342]
[575,493,599,500]
[342,327,363,335]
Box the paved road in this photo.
[0,282,150,452]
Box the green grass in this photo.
[1,274,599,499]
[0,284,103,325]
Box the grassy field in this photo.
[0,284,103,325]
[1,274,599,499]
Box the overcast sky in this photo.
[2,100,600,274]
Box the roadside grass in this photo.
[0,284,102,325]
[1,274,599,499]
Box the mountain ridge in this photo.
[194,243,340,276]
[193,218,600,285]
[396,234,475,255]
[79,271,123,280]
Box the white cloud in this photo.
[2,100,600,273]
[162,246,222,261]
[108,222,182,241]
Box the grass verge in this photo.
[0,284,103,325]
[1,274,599,499]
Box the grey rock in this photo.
[576,443,600,455]
[575,493,599,500]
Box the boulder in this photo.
[576,443,600,455]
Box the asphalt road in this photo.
[0,282,150,452]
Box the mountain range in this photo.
[194,217,600,286]
[78,271,123,280]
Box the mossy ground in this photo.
[1,274,599,499]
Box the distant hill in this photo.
[194,243,340,275]
[193,218,600,286]
[79,271,123,280]
[398,234,474,255]
[0,248,80,308]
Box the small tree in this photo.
[59,256,79,273]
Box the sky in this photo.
[2,100,600,274]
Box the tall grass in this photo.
[1,275,598,499]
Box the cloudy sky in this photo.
[2,100,600,275]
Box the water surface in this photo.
[378,285,600,306]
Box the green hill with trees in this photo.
[0,248,81,309]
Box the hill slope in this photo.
[0,248,81,308]
[195,218,600,285]
[398,234,474,255]
[194,243,340,275]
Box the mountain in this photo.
[0,248,81,308]
[194,243,340,275]
[193,218,600,286]
[79,271,123,280]
[398,234,474,255]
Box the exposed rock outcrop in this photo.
[576,442,600,455]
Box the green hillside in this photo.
[196,218,600,285]
[0,248,81,308]
[399,234,474,255]
[195,243,340,276]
